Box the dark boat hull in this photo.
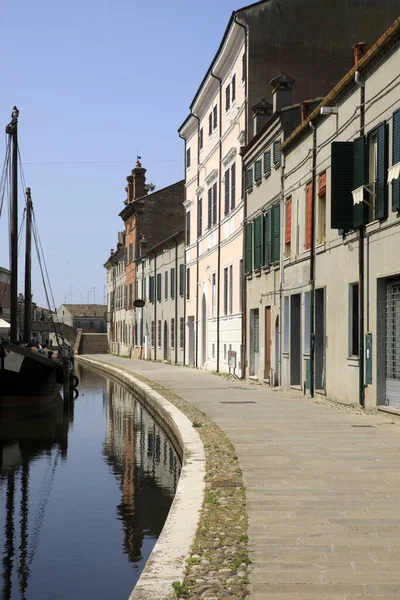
[0,344,62,408]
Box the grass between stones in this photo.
[83,359,250,600]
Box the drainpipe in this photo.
[178,131,188,366]
[279,157,286,386]
[189,112,201,368]
[174,238,179,364]
[233,14,248,145]
[210,69,222,372]
[153,252,157,362]
[309,120,317,398]
[356,70,366,408]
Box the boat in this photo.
[0,107,67,408]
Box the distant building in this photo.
[56,304,107,333]
[104,233,128,356]
[0,267,11,323]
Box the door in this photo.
[264,307,271,381]
[188,316,194,366]
[386,279,400,408]
[250,309,259,377]
[274,315,280,386]
[163,321,168,361]
[201,294,207,368]
[315,288,325,390]
[290,294,301,386]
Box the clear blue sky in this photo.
[0,0,240,308]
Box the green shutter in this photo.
[273,140,281,165]
[253,216,262,269]
[254,160,262,182]
[392,109,400,212]
[263,150,271,174]
[376,121,388,220]
[149,277,155,302]
[246,168,253,190]
[263,212,271,266]
[245,222,253,273]
[157,273,162,301]
[331,142,354,231]
[353,136,367,228]
[271,203,280,263]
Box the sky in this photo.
[0,0,241,309]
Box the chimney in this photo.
[252,99,273,136]
[353,42,367,65]
[300,101,312,123]
[270,72,295,112]
[131,158,147,201]
[126,176,133,203]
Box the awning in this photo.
[0,318,10,329]
[352,186,364,205]
[388,162,400,184]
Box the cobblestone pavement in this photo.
[85,356,400,599]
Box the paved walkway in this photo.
[85,356,400,599]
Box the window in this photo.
[393,109,400,212]
[129,283,133,307]
[224,267,229,315]
[285,196,292,257]
[165,271,168,300]
[225,84,231,112]
[171,318,175,348]
[170,268,175,299]
[246,167,253,190]
[151,321,155,346]
[231,162,236,210]
[199,127,204,151]
[149,276,155,302]
[213,105,218,131]
[305,182,312,250]
[179,264,185,296]
[186,147,191,170]
[270,203,280,264]
[129,243,133,261]
[212,343,215,359]
[90,321,94,329]
[229,264,233,315]
[273,140,281,165]
[75,321,81,328]
[349,283,359,357]
[242,52,246,82]
[212,182,217,225]
[264,150,271,175]
[254,160,262,182]
[231,74,236,104]
[318,172,326,244]
[239,259,243,312]
[212,272,216,317]
[283,296,289,353]
[158,320,162,347]
[180,317,184,348]
[224,169,230,216]
[186,267,190,300]
[157,273,162,302]
[253,215,263,270]
[186,210,191,246]
[245,222,252,273]
[208,187,212,229]
[197,197,202,237]
[134,320,138,345]
[304,291,310,353]
[208,112,212,136]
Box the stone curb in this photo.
[76,356,206,600]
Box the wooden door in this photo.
[265,306,271,381]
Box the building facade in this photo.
[0,267,11,324]
[56,304,107,333]
[178,0,400,376]
[104,233,129,356]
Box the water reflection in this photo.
[0,368,181,600]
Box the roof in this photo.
[281,17,400,151]
[136,230,185,262]
[119,179,185,221]
[60,304,107,318]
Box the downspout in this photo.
[234,14,248,377]
[356,70,366,408]
[189,112,201,368]
[309,120,317,398]
[178,131,188,366]
[279,156,286,386]
[153,252,157,362]
[174,238,178,364]
[210,69,222,372]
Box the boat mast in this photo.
[24,188,32,343]
[5,107,19,344]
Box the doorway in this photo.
[264,307,271,381]
[290,294,301,386]
[201,294,207,368]
[386,278,400,409]
[249,308,259,377]
[163,321,168,361]
[275,315,280,386]
[315,288,325,391]
[188,316,195,366]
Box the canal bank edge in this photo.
[77,356,206,600]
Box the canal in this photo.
[0,365,181,600]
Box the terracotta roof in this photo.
[60,304,107,318]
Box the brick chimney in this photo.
[301,101,312,123]
[270,72,295,113]
[353,42,367,65]
[252,99,273,136]
[131,158,147,201]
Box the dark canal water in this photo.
[0,366,181,600]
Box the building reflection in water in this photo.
[0,398,73,600]
[103,379,181,563]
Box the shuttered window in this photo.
[158,320,162,347]
[129,283,133,307]
[186,148,191,170]
[231,74,236,103]
[186,210,191,246]
[305,183,312,250]
[171,318,175,348]
[180,317,185,349]
[245,222,253,273]
[224,267,229,315]
[165,271,168,300]
[224,169,230,215]
[229,264,233,315]
[353,136,367,228]
[170,268,175,299]
[212,182,217,225]
[199,127,203,151]
[197,197,202,236]
[254,160,262,182]
[186,268,190,300]
[151,321,155,346]
[331,141,354,230]
[246,168,253,190]
[273,140,281,165]
[225,84,230,112]
[157,273,162,302]
[230,162,236,210]
[270,203,280,264]
[285,197,292,244]
[208,188,212,229]
[149,276,155,303]
[375,121,388,220]
[179,264,185,296]
[208,112,212,136]
[263,150,271,174]
[393,109,400,212]
[263,212,270,266]
[253,215,263,270]
[213,105,217,130]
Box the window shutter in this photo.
[232,74,236,103]
[186,210,191,246]
[213,105,217,130]
[273,140,281,165]
[225,85,230,112]
[263,150,271,174]
[245,222,253,273]
[230,162,236,209]
[197,197,202,236]
[271,203,280,263]
[165,271,168,299]
[170,268,175,298]
[331,142,354,230]
[224,169,230,215]
[246,168,253,190]
[199,127,203,150]
[186,148,191,169]
[253,215,263,270]
[212,182,217,225]
[208,113,212,136]
[224,267,228,315]
[149,276,155,302]
[186,268,190,299]
[208,188,212,228]
[306,183,312,250]
[376,121,388,220]
[393,109,400,212]
[263,212,270,266]
[353,136,367,228]
[254,160,262,182]
[285,197,292,244]
[179,264,185,296]
[157,273,162,302]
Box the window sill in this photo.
[247,187,253,194]
[273,162,281,170]
[262,265,270,273]
[254,269,262,277]
[264,171,271,179]
[245,273,252,280]
[255,179,262,187]
[347,356,359,366]
[316,242,326,253]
